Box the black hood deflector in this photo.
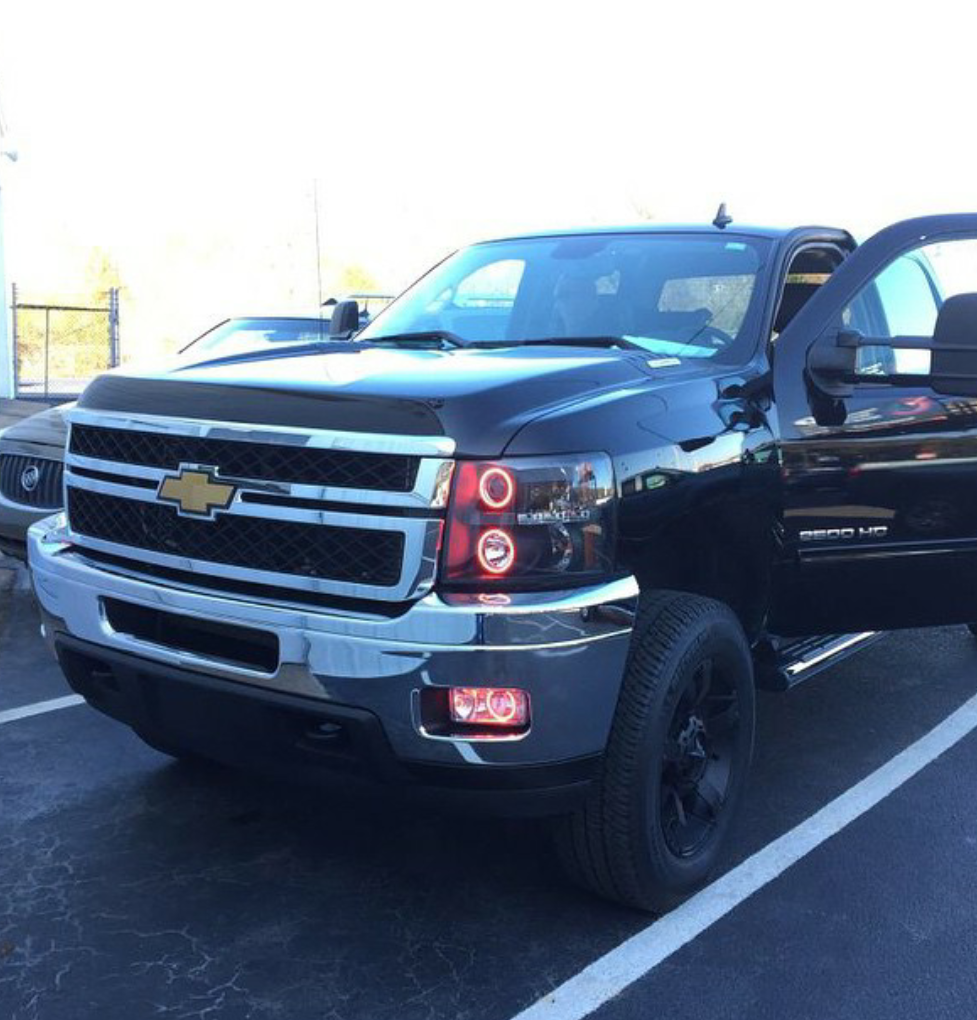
[80,373,445,437]
[78,345,701,456]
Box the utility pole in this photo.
[0,86,17,400]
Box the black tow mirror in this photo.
[806,328,860,397]
[329,299,361,340]
[932,293,977,397]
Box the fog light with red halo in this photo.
[449,687,530,728]
[476,528,516,574]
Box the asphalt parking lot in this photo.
[2,563,976,1020]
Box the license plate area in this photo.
[102,597,280,673]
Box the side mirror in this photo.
[806,328,860,397]
[810,296,977,399]
[932,293,977,397]
[329,299,361,340]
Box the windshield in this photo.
[358,233,772,361]
[181,317,332,358]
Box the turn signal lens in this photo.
[477,528,516,574]
[449,687,530,727]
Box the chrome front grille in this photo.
[67,487,406,587]
[63,409,455,603]
[70,423,420,492]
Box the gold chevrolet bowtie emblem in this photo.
[157,466,236,518]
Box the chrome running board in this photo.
[755,631,883,691]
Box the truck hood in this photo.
[77,344,714,456]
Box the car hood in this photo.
[76,345,719,456]
[0,403,72,452]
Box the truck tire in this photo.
[557,591,755,912]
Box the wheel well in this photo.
[621,503,774,642]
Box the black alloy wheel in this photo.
[660,656,740,859]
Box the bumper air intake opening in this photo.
[102,598,280,673]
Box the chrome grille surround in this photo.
[63,408,455,603]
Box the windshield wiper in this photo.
[501,335,646,351]
[361,330,466,348]
[361,332,645,352]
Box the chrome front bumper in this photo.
[29,514,639,768]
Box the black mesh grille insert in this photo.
[70,424,419,492]
[0,455,64,510]
[67,487,405,587]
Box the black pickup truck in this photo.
[28,214,977,911]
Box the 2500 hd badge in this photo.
[28,213,977,910]
[800,526,890,541]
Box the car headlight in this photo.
[440,453,617,587]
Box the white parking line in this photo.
[0,694,85,726]
[511,690,977,1020]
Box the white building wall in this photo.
[0,178,12,399]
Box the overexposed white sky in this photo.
[1,0,976,353]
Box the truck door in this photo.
[770,214,977,635]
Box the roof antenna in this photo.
[712,202,732,229]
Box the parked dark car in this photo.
[0,403,70,559]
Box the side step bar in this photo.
[755,631,884,691]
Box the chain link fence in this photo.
[12,285,120,399]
